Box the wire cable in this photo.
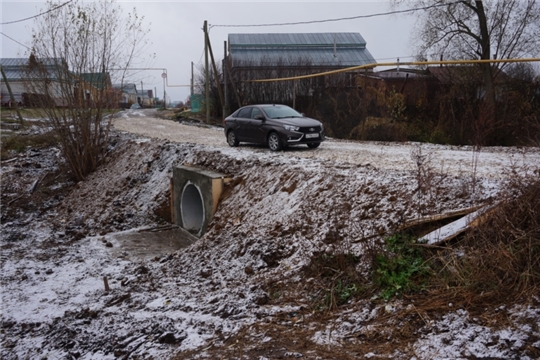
[0,0,74,25]
[376,55,416,61]
[0,32,31,50]
[209,1,460,29]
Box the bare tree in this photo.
[395,0,540,144]
[25,0,149,181]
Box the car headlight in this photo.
[283,124,300,131]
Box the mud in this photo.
[106,227,198,261]
[2,112,540,359]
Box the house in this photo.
[1,57,71,107]
[113,83,138,108]
[224,33,377,106]
[427,66,510,94]
[75,72,115,108]
[360,66,512,103]
[228,32,376,70]
[137,89,154,107]
[228,33,376,82]
[357,67,437,107]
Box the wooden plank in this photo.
[397,205,483,231]
[419,205,496,245]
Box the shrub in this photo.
[373,234,432,300]
[349,117,408,142]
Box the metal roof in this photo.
[1,57,64,68]
[0,57,65,81]
[228,33,376,68]
[1,58,29,67]
[113,83,138,95]
[375,68,429,79]
[78,72,111,89]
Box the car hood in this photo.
[273,117,321,127]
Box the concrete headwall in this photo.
[172,165,229,237]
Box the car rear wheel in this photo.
[227,130,239,147]
[307,142,320,149]
[268,132,282,151]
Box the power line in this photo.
[209,2,460,29]
[376,55,416,61]
[197,48,205,66]
[0,0,74,25]
[0,32,31,50]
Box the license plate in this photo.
[305,133,319,139]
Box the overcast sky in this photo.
[1,1,416,103]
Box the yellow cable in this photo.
[246,58,540,83]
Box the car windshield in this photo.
[262,105,302,119]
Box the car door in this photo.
[234,107,253,141]
[246,107,266,143]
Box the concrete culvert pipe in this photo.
[173,165,230,238]
[181,183,204,234]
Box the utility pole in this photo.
[205,31,224,117]
[225,52,242,108]
[0,65,24,125]
[223,41,228,118]
[204,20,209,123]
[162,72,167,109]
[293,80,296,109]
[191,61,194,96]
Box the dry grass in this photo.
[1,132,58,159]
[428,177,540,307]
[291,167,540,314]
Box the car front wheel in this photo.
[307,142,320,149]
[227,130,239,147]
[268,132,283,151]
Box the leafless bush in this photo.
[409,146,429,174]
[523,113,540,146]
[25,0,149,181]
[410,145,443,198]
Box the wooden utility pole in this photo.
[293,80,296,109]
[225,52,242,108]
[223,41,229,118]
[191,61,194,96]
[205,31,224,116]
[0,65,24,125]
[204,20,209,123]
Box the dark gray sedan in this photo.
[224,104,325,151]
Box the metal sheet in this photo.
[229,33,376,67]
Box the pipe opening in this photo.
[181,183,204,234]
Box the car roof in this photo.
[243,104,288,108]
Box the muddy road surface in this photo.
[114,108,540,180]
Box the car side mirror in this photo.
[254,114,265,121]
[301,113,305,117]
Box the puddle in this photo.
[106,226,198,261]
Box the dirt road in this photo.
[113,108,540,179]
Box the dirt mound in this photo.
[2,124,540,359]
